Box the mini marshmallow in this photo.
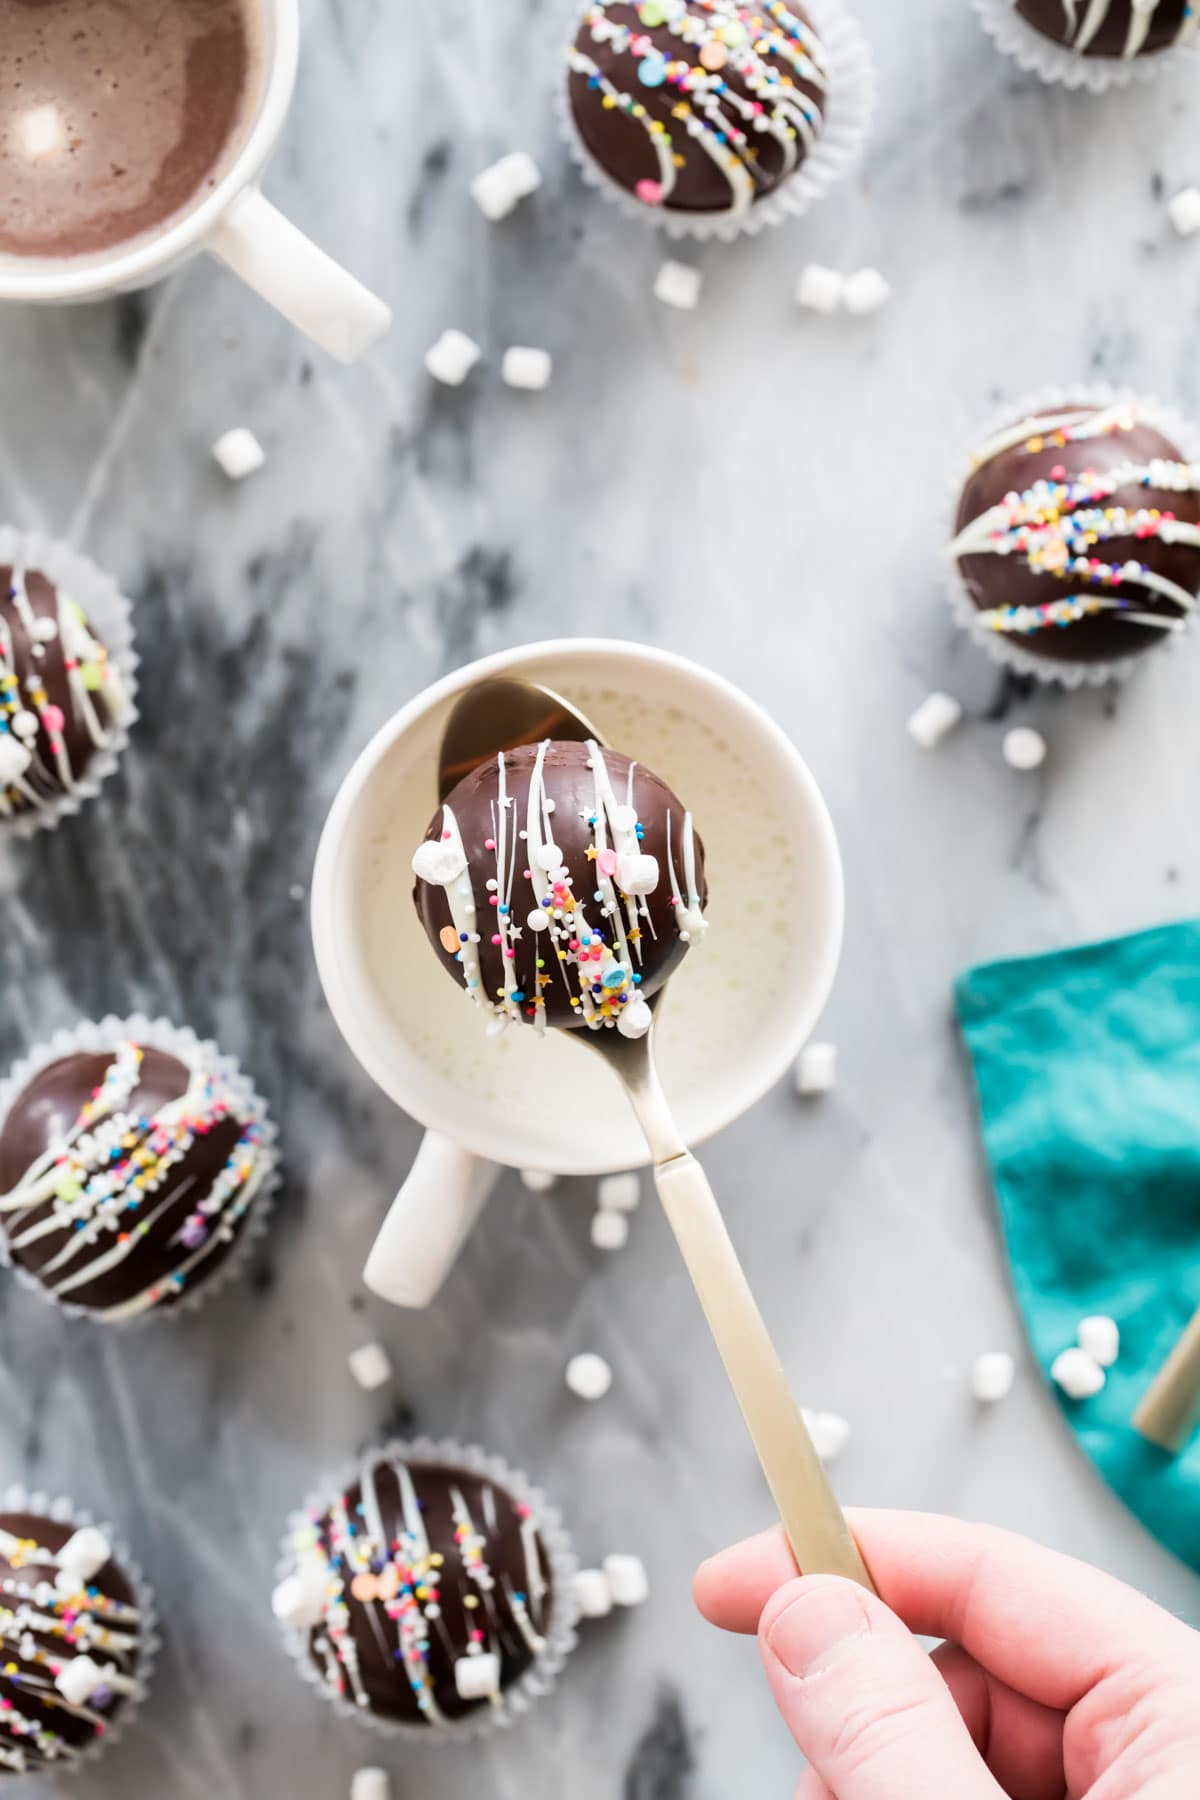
[520,1168,559,1193]
[454,1649,501,1701]
[572,1567,614,1619]
[566,1351,613,1401]
[802,1408,851,1464]
[0,737,30,784]
[794,1042,837,1096]
[350,1771,390,1800]
[971,1351,1015,1403]
[908,691,963,751]
[1077,1315,1120,1368]
[55,1656,106,1708]
[615,852,659,895]
[56,1527,112,1583]
[502,346,553,391]
[272,1558,329,1629]
[470,151,542,221]
[1051,1346,1106,1401]
[795,263,844,314]
[424,328,482,387]
[411,838,468,886]
[618,997,653,1040]
[598,1172,640,1213]
[653,259,702,310]
[591,1209,629,1251]
[843,266,892,316]
[348,1342,393,1391]
[211,427,265,481]
[1168,185,1200,237]
[603,1553,649,1607]
[1003,726,1047,772]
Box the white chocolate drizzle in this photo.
[1037,0,1197,56]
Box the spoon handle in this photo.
[1133,1305,1200,1453]
[654,1151,876,1590]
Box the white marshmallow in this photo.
[971,1351,1015,1403]
[591,1208,629,1251]
[1168,186,1200,237]
[55,1656,105,1707]
[502,346,553,391]
[603,1553,649,1607]
[843,266,892,316]
[1003,727,1047,772]
[566,1351,613,1401]
[653,259,702,310]
[795,263,844,314]
[1077,1315,1120,1368]
[411,838,468,886]
[56,1527,112,1582]
[908,691,963,751]
[424,328,482,387]
[1051,1346,1106,1401]
[272,1557,328,1629]
[572,1567,614,1619]
[617,997,653,1040]
[350,1771,390,1800]
[454,1649,501,1700]
[470,152,542,221]
[598,1172,640,1213]
[802,1408,852,1464]
[794,1042,837,1096]
[615,852,659,895]
[0,736,31,784]
[497,151,542,200]
[348,1341,392,1391]
[211,427,265,481]
[520,1168,559,1193]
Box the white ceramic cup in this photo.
[312,639,845,1307]
[0,0,391,364]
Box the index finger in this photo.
[693,1508,1199,1713]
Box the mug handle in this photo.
[206,188,392,365]
[363,1132,499,1309]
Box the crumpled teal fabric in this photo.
[956,920,1200,1576]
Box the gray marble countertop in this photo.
[3,1,1200,1794]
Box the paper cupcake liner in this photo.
[0,1481,159,1779]
[0,1013,280,1326]
[558,0,877,243]
[0,526,140,842]
[944,382,1200,689]
[276,1436,580,1747]
[970,0,1199,92]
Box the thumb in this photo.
[758,1576,1006,1800]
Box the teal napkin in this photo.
[957,920,1200,1576]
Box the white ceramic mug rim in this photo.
[0,0,299,302]
[311,637,846,1164]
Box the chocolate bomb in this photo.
[278,1453,557,1728]
[950,400,1200,667]
[0,1038,274,1322]
[412,740,708,1037]
[0,1510,145,1778]
[567,0,829,217]
[1016,0,1196,58]
[0,566,129,824]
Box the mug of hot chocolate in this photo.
[0,0,391,363]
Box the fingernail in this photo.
[765,1580,870,1679]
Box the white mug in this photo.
[0,0,390,365]
[311,639,845,1306]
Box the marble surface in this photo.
[2,1,1200,1794]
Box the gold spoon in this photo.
[438,677,875,1590]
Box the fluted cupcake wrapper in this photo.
[0,1013,280,1327]
[944,382,1200,689]
[0,526,139,842]
[0,1482,159,1780]
[970,0,1200,91]
[557,0,877,244]
[275,1436,580,1747]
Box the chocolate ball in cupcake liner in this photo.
[0,1484,158,1779]
[273,1439,579,1743]
[412,738,708,1039]
[971,0,1199,90]
[0,1014,279,1325]
[559,0,875,241]
[946,387,1200,688]
[0,527,137,841]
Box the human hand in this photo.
[693,1508,1200,1798]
